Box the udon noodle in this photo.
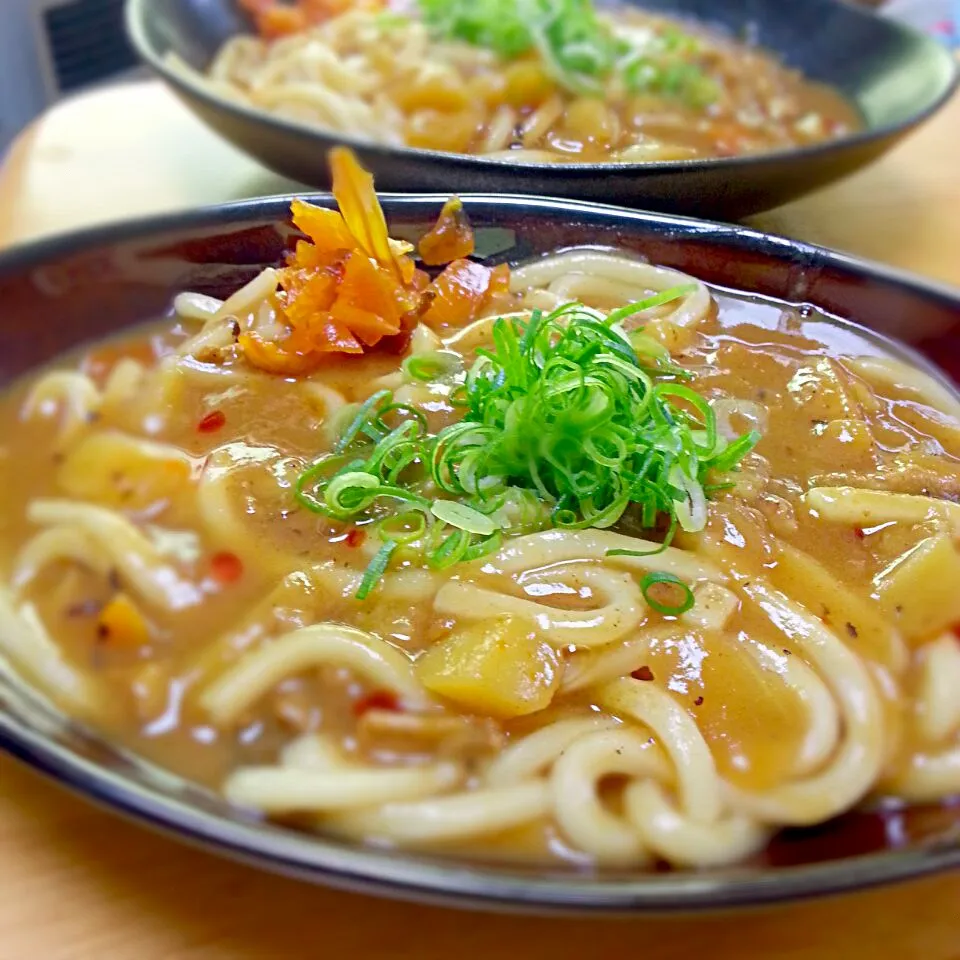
[170,0,862,163]
[1,157,958,870]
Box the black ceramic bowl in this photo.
[1,194,959,913]
[124,0,959,219]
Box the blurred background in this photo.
[0,0,956,154]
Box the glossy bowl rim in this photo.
[1,192,960,914]
[124,0,960,178]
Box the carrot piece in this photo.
[488,262,511,296]
[237,153,441,371]
[309,319,366,354]
[336,251,406,328]
[421,259,503,330]
[239,332,326,375]
[97,593,150,647]
[282,269,340,327]
[290,200,357,253]
[257,6,307,37]
[329,303,393,347]
[330,148,406,282]
[418,197,475,266]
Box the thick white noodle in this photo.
[478,528,725,583]
[12,526,112,593]
[739,638,841,778]
[21,371,100,446]
[845,355,960,423]
[509,250,711,330]
[484,715,620,786]
[914,633,960,744]
[199,623,428,725]
[804,486,960,537]
[624,780,768,868]
[224,761,461,813]
[549,727,667,866]
[327,782,550,845]
[0,592,101,716]
[559,625,691,695]
[26,499,201,610]
[599,678,722,823]
[890,749,960,803]
[725,582,885,825]
[434,563,645,649]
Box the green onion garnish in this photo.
[640,571,695,616]
[416,0,716,105]
[377,510,427,544]
[430,500,500,535]
[356,540,398,601]
[402,351,464,383]
[295,298,758,598]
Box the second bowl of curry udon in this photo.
[0,183,959,910]
[126,0,959,217]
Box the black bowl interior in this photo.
[125,0,959,217]
[0,195,958,913]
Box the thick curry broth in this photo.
[206,5,863,164]
[0,289,958,865]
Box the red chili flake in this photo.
[197,410,226,434]
[631,665,655,682]
[693,696,704,707]
[210,551,244,584]
[854,527,865,540]
[345,527,366,548]
[353,690,400,717]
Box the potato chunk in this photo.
[416,616,561,718]
[876,535,960,643]
[57,430,192,509]
[772,543,903,672]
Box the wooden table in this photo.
[1,80,959,960]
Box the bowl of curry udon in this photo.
[124,0,959,218]
[1,158,960,912]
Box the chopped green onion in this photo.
[356,540,398,601]
[377,510,427,544]
[334,389,391,453]
[416,0,716,105]
[605,284,695,325]
[295,296,758,598]
[640,571,695,615]
[430,500,500,535]
[372,11,411,29]
[402,351,464,383]
[427,528,472,569]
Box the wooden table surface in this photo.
[1,79,959,960]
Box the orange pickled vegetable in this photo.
[236,148,506,374]
[240,0,378,37]
[417,197,475,266]
[289,200,357,253]
[96,593,150,647]
[257,6,308,37]
[421,260,511,330]
[329,148,407,283]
